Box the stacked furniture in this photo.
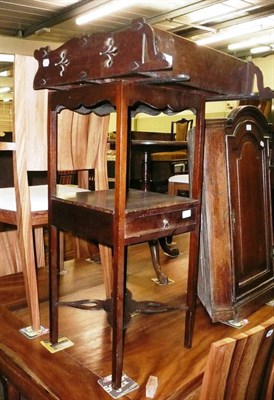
[151,117,193,192]
[33,18,273,390]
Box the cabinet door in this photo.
[226,113,273,300]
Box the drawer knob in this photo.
[163,218,170,228]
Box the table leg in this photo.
[159,237,180,257]
[148,239,169,284]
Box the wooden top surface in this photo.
[110,139,188,147]
[54,188,198,215]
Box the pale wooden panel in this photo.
[0,230,22,276]
[264,354,274,400]
[225,327,264,400]
[199,338,236,400]
[58,111,110,172]
[13,55,48,171]
[239,318,274,400]
[199,318,274,400]
[13,54,42,330]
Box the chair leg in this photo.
[34,227,46,268]
[34,228,66,273]
[168,181,176,195]
[17,227,41,331]
[0,227,41,331]
[99,243,113,298]
[75,237,99,260]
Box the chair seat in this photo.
[168,174,190,196]
[0,184,88,212]
[168,174,189,184]
[151,150,188,161]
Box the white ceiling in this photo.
[0,0,273,101]
[0,0,273,57]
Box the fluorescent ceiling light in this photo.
[76,0,140,25]
[189,3,248,24]
[0,54,14,62]
[189,4,233,23]
[250,45,274,55]
[197,25,259,46]
[228,33,274,51]
[0,87,11,94]
[0,70,9,77]
[196,16,274,46]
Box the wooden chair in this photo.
[195,317,274,400]
[150,118,192,193]
[151,118,192,175]
[0,54,112,333]
[167,123,195,197]
[239,98,272,119]
[168,174,190,196]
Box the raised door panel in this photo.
[226,112,273,300]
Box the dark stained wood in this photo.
[125,138,187,191]
[130,131,175,141]
[46,80,206,389]
[33,19,273,390]
[198,107,274,322]
[51,189,198,246]
[33,19,271,99]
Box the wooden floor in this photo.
[0,233,273,399]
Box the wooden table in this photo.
[131,139,187,191]
[108,138,188,281]
[109,138,188,191]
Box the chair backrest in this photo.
[171,118,193,141]
[13,54,48,172]
[13,54,109,178]
[199,317,274,400]
[57,109,109,190]
[239,99,272,119]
